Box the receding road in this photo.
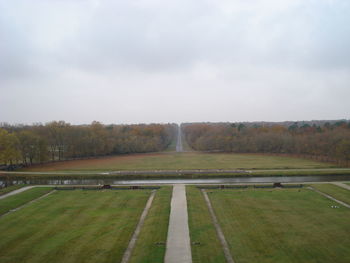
[176,125,183,152]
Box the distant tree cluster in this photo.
[182,121,350,166]
[0,121,176,167]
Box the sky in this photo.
[0,0,350,125]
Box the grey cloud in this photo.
[0,0,349,124]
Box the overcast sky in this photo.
[1,0,349,125]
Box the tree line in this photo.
[182,121,350,166]
[0,121,176,168]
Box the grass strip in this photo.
[187,186,226,263]
[311,184,350,205]
[129,187,172,263]
[21,152,334,172]
[0,187,52,216]
[0,190,150,263]
[0,184,25,196]
[208,188,350,263]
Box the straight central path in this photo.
[176,125,183,152]
[165,184,192,263]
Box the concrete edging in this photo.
[121,190,157,263]
[201,189,235,263]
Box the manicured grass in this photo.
[0,184,25,196]
[187,186,226,263]
[0,187,53,216]
[23,152,334,172]
[311,184,350,204]
[129,187,172,263]
[0,189,152,263]
[208,188,350,263]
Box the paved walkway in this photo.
[0,186,35,200]
[332,182,350,191]
[165,185,192,263]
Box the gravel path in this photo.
[165,184,192,263]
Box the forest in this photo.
[0,121,176,167]
[182,121,350,166]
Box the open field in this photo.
[0,187,52,216]
[311,184,350,204]
[22,152,335,172]
[0,184,25,196]
[129,186,172,263]
[0,189,153,263]
[187,186,226,263]
[205,187,350,263]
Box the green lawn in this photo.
[0,187,53,216]
[207,188,350,263]
[311,184,350,204]
[0,184,25,196]
[129,187,172,263]
[23,152,334,172]
[187,186,226,263]
[0,189,152,263]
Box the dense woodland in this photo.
[0,121,176,167]
[182,121,350,166]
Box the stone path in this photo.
[121,190,157,263]
[202,189,235,263]
[165,184,192,263]
[0,186,35,200]
[332,182,350,191]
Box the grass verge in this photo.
[0,184,25,196]
[129,186,172,263]
[187,186,226,263]
[21,152,335,172]
[0,189,151,263]
[311,183,350,204]
[0,187,52,216]
[208,188,350,263]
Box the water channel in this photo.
[1,175,350,186]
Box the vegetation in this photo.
[311,183,350,204]
[22,152,333,172]
[208,188,350,263]
[0,187,52,215]
[187,186,226,263]
[0,189,151,263]
[129,187,172,263]
[0,122,177,167]
[183,121,350,166]
[0,184,25,196]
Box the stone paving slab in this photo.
[165,184,192,263]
